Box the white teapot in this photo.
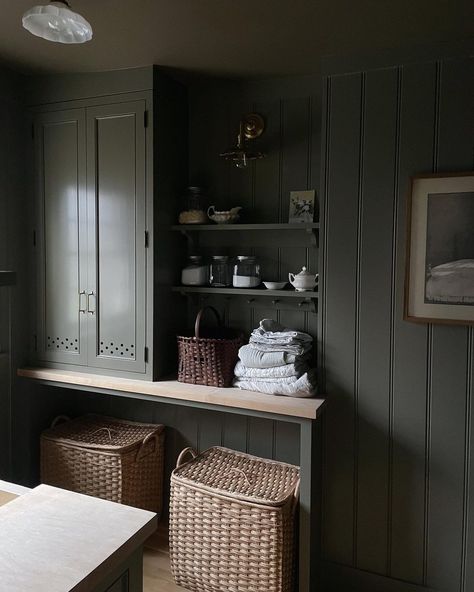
[288,266,318,292]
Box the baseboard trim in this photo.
[321,561,436,592]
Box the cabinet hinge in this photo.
[144,230,149,248]
[144,110,149,128]
[144,346,149,363]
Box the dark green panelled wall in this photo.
[0,69,29,480]
[320,51,474,591]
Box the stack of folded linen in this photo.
[233,319,316,398]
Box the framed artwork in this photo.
[289,190,316,223]
[405,172,474,325]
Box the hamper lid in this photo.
[172,446,300,507]
[41,414,164,451]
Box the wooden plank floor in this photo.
[144,526,186,592]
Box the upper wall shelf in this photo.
[172,286,318,298]
[0,272,16,287]
[172,222,319,232]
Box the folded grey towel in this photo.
[234,360,307,380]
[248,341,312,357]
[250,318,313,346]
[238,344,298,368]
[233,372,317,398]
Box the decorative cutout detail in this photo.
[47,336,78,352]
[99,340,135,358]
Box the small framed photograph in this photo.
[289,190,316,223]
[405,172,474,325]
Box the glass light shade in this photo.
[22,1,93,44]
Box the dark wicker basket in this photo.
[177,306,243,388]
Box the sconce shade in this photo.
[22,1,93,44]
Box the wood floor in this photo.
[144,527,186,592]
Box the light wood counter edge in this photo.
[0,484,157,592]
[18,367,326,420]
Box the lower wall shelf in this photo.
[18,368,326,420]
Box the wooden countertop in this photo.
[18,367,326,420]
[0,484,157,592]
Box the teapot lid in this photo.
[295,266,312,276]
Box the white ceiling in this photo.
[0,0,473,77]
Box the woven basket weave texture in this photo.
[41,414,165,514]
[177,306,243,388]
[169,446,300,592]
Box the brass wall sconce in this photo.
[220,113,265,169]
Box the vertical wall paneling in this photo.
[280,97,312,220]
[427,327,468,591]
[322,51,474,592]
[426,57,474,592]
[0,73,27,482]
[274,421,301,466]
[247,418,275,459]
[228,98,253,215]
[222,414,249,453]
[322,72,362,565]
[187,76,321,376]
[253,98,282,222]
[355,67,398,574]
[465,329,474,592]
[390,62,436,584]
[197,410,224,451]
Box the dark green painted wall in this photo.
[0,69,29,481]
[320,51,474,591]
[186,74,321,351]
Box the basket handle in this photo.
[50,415,70,428]
[194,306,221,339]
[176,447,197,468]
[136,432,159,462]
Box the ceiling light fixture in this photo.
[22,0,93,44]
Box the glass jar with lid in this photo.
[178,186,207,225]
[181,255,208,286]
[233,256,261,288]
[209,255,232,287]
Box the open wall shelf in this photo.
[172,286,318,298]
[172,223,319,231]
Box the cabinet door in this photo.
[105,573,128,592]
[86,101,147,373]
[35,109,88,365]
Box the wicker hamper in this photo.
[41,414,165,514]
[169,446,300,592]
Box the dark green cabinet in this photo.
[35,101,146,375]
[34,108,88,367]
[85,101,147,374]
[31,70,187,379]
